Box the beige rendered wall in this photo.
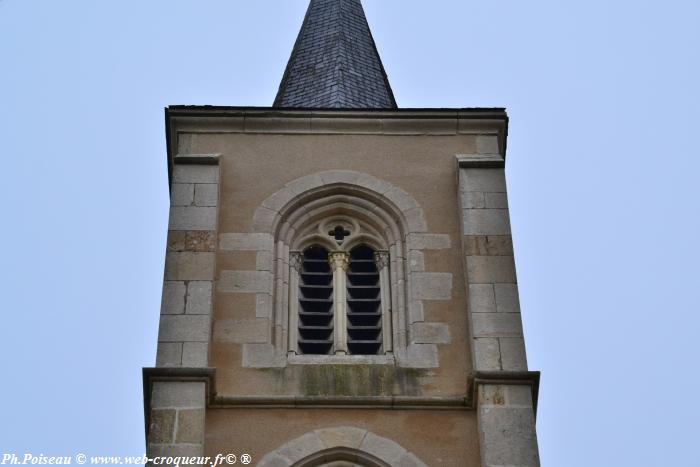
[189,132,475,398]
[205,409,481,467]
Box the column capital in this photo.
[374,250,390,270]
[289,251,303,272]
[328,251,350,271]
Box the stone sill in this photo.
[287,354,395,366]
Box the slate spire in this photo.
[274,0,397,109]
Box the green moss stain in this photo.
[297,365,425,397]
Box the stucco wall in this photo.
[181,132,475,399]
[205,408,481,467]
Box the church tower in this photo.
[144,1,541,465]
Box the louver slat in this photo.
[347,246,382,355]
[298,246,333,355]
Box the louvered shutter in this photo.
[347,245,382,355]
[298,246,334,355]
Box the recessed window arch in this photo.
[262,177,419,363]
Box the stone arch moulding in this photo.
[234,170,453,369]
[256,426,428,467]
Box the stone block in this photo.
[219,233,274,251]
[395,452,428,467]
[256,293,272,318]
[151,381,206,409]
[185,231,216,252]
[256,251,274,271]
[172,165,219,184]
[167,231,186,252]
[359,431,407,464]
[461,191,485,209]
[219,271,272,294]
[407,233,452,250]
[319,170,361,186]
[466,256,517,284]
[242,344,285,368]
[285,174,326,195]
[277,432,325,464]
[495,283,521,313]
[479,385,507,406]
[170,184,194,206]
[168,207,216,231]
[407,250,425,272]
[464,235,514,256]
[161,281,186,315]
[182,342,208,367]
[411,273,452,300]
[411,322,451,344]
[476,135,500,155]
[261,186,297,212]
[156,343,182,367]
[185,281,212,315]
[399,344,438,368]
[355,173,392,195]
[404,207,428,233]
[462,209,511,236]
[158,315,210,343]
[383,185,418,212]
[148,409,175,444]
[460,168,506,193]
[485,192,509,209]
[469,284,496,313]
[499,337,528,371]
[478,404,540,466]
[315,426,367,449]
[164,252,215,281]
[408,300,424,323]
[176,409,205,444]
[257,454,292,467]
[473,337,501,371]
[506,385,534,407]
[146,444,204,461]
[472,313,524,338]
[194,184,218,207]
[213,319,269,344]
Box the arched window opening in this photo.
[347,245,382,355]
[294,241,391,357]
[298,246,333,355]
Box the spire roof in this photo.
[274,0,397,109]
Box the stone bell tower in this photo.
[143,1,541,466]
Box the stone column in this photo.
[329,251,350,355]
[457,147,540,467]
[374,250,393,354]
[287,252,303,355]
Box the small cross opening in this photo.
[328,225,351,245]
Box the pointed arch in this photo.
[257,427,427,467]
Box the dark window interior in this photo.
[347,245,382,355]
[298,245,333,355]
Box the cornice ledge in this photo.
[456,154,505,168]
[468,370,541,417]
[209,394,469,410]
[173,153,221,165]
[142,367,217,443]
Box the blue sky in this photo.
[1,0,699,465]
